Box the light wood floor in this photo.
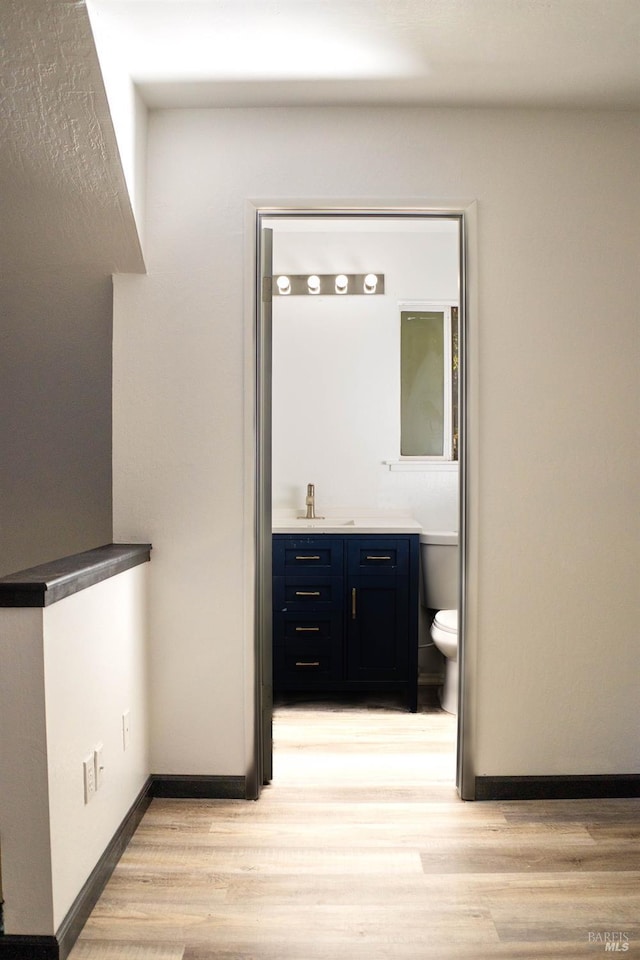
[69,691,640,959]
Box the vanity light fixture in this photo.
[272,273,384,296]
[363,273,378,294]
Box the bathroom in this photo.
[267,214,461,716]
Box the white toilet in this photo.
[420,532,459,714]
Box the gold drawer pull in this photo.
[295,590,321,596]
[352,587,357,620]
[295,555,321,560]
[295,661,320,668]
[296,626,320,632]
[366,555,392,561]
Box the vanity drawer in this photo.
[273,537,344,576]
[273,576,342,610]
[279,613,340,643]
[275,648,339,683]
[347,538,409,575]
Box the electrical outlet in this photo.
[122,710,130,751]
[94,743,104,789]
[83,754,96,803]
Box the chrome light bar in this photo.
[273,273,385,296]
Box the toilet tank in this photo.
[420,532,459,610]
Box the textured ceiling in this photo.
[89,0,640,109]
[0,0,143,278]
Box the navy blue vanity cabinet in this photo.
[273,533,419,711]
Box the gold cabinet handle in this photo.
[352,587,357,620]
[295,626,320,632]
[295,661,320,668]
[295,555,321,560]
[366,555,392,561]
[295,591,321,596]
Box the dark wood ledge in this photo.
[0,543,152,608]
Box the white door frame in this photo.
[247,199,479,800]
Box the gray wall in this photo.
[0,0,144,576]
[0,273,113,576]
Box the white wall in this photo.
[44,564,150,928]
[113,105,639,782]
[270,224,459,531]
[0,565,150,935]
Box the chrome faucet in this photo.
[302,483,323,520]
[305,483,316,519]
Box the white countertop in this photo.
[272,516,422,534]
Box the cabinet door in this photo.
[346,574,408,681]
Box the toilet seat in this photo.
[433,609,457,634]
[431,609,458,662]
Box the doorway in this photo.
[253,205,473,800]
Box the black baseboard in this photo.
[0,936,59,960]
[151,774,246,799]
[475,774,640,801]
[0,773,248,959]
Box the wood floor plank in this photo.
[494,920,640,944]
[140,798,508,824]
[587,823,640,841]
[494,915,640,941]
[500,797,640,823]
[82,903,500,940]
[112,841,425,875]
[132,819,543,848]
[69,945,185,960]
[420,840,640,873]
[181,945,635,960]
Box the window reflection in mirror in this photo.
[400,305,458,460]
